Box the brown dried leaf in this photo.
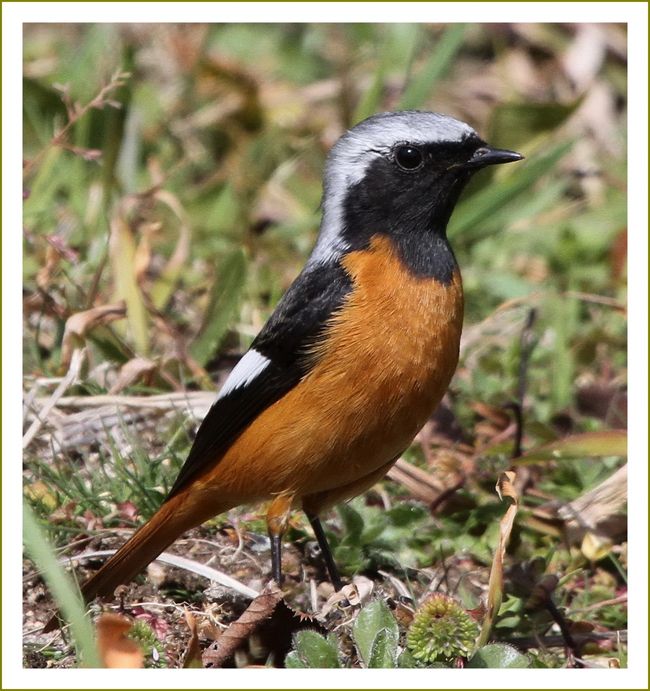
[576,380,627,428]
[36,244,61,290]
[470,401,512,430]
[133,222,157,285]
[61,302,126,369]
[202,584,284,668]
[387,459,441,504]
[96,613,144,669]
[476,471,519,649]
[109,206,149,355]
[558,463,627,545]
[182,611,203,668]
[108,356,157,394]
[387,457,463,509]
[202,584,324,668]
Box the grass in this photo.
[22,23,627,669]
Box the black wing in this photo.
[165,260,352,499]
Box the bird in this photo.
[45,110,522,631]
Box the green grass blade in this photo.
[190,248,248,366]
[450,139,574,241]
[399,24,466,110]
[109,210,150,355]
[23,504,101,667]
[513,431,627,464]
[353,65,387,124]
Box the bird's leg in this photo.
[306,513,343,592]
[266,493,294,586]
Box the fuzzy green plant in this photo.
[406,593,479,665]
[129,620,167,668]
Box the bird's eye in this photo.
[394,145,424,171]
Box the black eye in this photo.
[394,145,423,171]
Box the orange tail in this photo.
[44,491,224,632]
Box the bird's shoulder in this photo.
[165,259,353,498]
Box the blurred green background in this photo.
[23,23,627,405]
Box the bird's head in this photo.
[311,111,522,267]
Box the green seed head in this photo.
[406,593,479,664]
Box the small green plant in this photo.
[284,630,342,668]
[352,600,400,668]
[129,620,167,668]
[285,600,401,668]
[406,593,479,665]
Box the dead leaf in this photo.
[387,458,445,504]
[133,222,157,285]
[182,611,204,668]
[149,190,191,311]
[344,576,374,607]
[576,381,627,428]
[108,356,157,394]
[202,583,324,668]
[476,471,519,648]
[61,302,126,369]
[109,204,149,355]
[581,532,614,562]
[534,464,628,548]
[202,584,284,667]
[96,613,144,668]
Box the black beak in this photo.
[465,146,524,169]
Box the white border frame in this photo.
[4,3,648,689]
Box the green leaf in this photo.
[397,649,419,668]
[284,651,307,668]
[399,24,466,110]
[109,211,150,355]
[333,544,368,573]
[190,248,248,366]
[353,65,387,124]
[289,630,341,668]
[338,502,365,544]
[450,139,574,241]
[513,430,627,464]
[353,600,399,667]
[468,643,530,668]
[23,505,101,667]
[367,627,399,668]
[488,100,583,152]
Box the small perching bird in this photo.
[45,111,522,631]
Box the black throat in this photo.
[338,169,469,284]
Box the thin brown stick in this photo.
[23,71,130,178]
[498,629,627,650]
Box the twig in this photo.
[23,71,131,178]
[56,549,259,600]
[498,629,627,650]
[545,598,584,667]
[569,593,627,614]
[34,390,214,411]
[22,348,86,449]
[563,291,626,310]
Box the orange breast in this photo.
[194,235,464,505]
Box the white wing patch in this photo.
[217,349,271,399]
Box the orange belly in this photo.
[191,235,464,508]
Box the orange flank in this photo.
[186,233,464,511]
